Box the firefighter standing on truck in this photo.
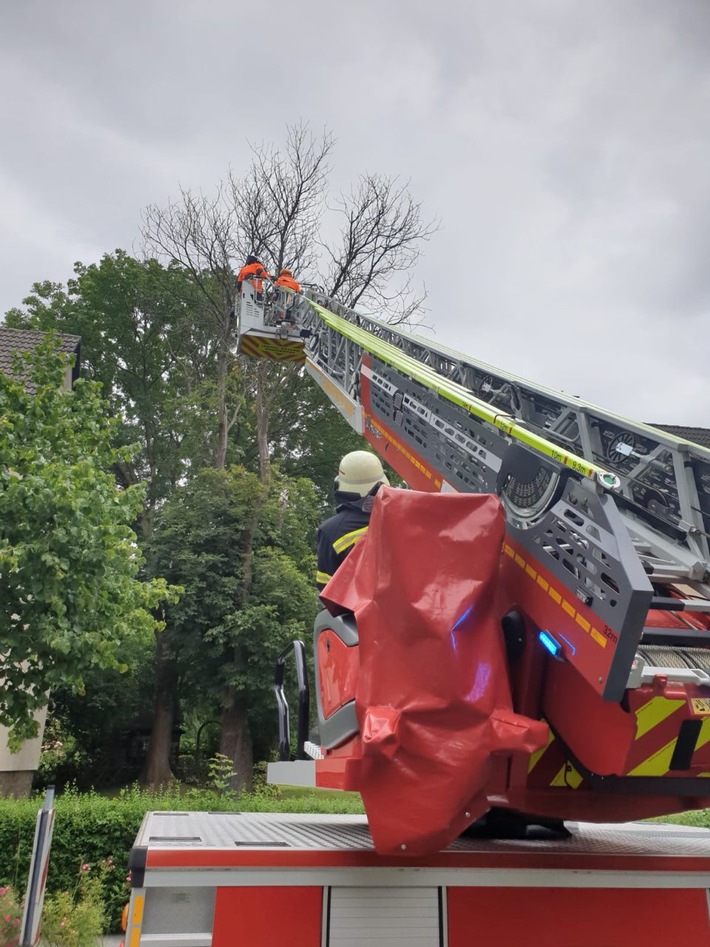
[316,450,389,591]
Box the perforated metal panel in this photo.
[328,886,442,946]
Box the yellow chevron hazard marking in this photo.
[550,762,583,788]
[503,544,514,558]
[536,574,549,592]
[514,553,525,568]
[695,717,710,750]
[634,698,685,739]
[562,600,575,618]
[527,726,554,773]
[525,564,537,580]
[628,739,677,777]
[238,334,305,362]
[691,698,710,716]
[576,614,590,633]
[548,587,561,605]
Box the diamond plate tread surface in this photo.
[142,812,373,849]
[138,812,710,859]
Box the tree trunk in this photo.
[141,632,177,788]
[255,363,271,483]
[214,340,229,470]
[218,503,262,792]
[219,686,253,793]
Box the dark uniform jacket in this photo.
[316,490,376,591]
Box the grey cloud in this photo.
[1,0,708,425]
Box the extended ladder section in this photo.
[275,289,710,702]
[295,291,710,570]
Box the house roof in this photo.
[650,425,710,451]
[0,327,81,388]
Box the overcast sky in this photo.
[2,0,709,425]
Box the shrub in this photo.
[206,753,238,797]
[40,860,106,947]
[0,885,22,947]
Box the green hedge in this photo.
[0,785,364,933]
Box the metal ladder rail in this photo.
[291,292,710,599]
[303,288,709,459]
[297,302,662,700]
[294,290,710,559]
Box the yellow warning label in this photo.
[561,599,575,618]
[590,628,607,649]
[691,698,710,715]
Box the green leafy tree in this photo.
[37,636,157,789]
[0,339,178,747]
[5,256,249,785]
[5,256,236,784]
[5,125,436,786]
[268,373,366,507]
[146,466,319,789]
[5,252,214,533]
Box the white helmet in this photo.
[335,450,389,497]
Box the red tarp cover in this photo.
[320,487,549,856]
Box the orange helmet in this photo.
[279,268,292,278]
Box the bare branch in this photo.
[324,174,439,324]
[228,122,334,276]
[141,184,237,322]
[139,125,437,469]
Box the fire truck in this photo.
[123,278,710,946]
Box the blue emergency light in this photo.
[538,630,562,658]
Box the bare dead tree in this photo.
[324,174,439,324]
[229,122,334,276]
[143,184,237,313]
[137,124,437,790]
[228,123,335,486]
[142,186,239,470]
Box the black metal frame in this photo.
[273,640,310,762]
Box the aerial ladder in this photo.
[121,279,710,947]
[246,280,710,838]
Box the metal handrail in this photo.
[273,640,310,761]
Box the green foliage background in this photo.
[4,252,360,779]
[0,339,178,746]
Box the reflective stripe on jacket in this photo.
[316,493,373,591]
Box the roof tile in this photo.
[0,327,80,388]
